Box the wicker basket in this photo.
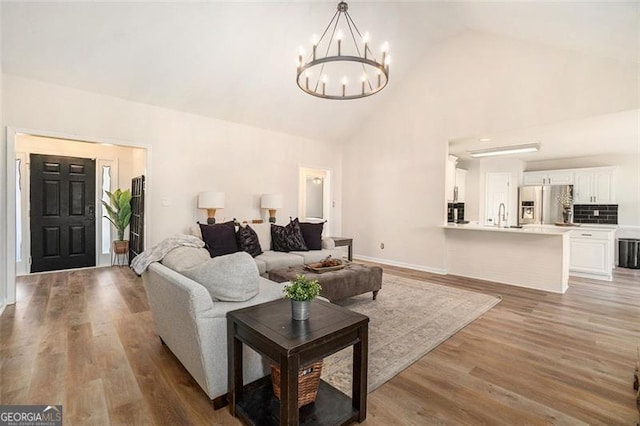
[270,360,323,408]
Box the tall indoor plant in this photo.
[102,188,132,254]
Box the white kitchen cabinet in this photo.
[573,167,615,204]
[523,170,574,185]
[455,168,467,202]
[569,229,614,281]
[446,155,458,202]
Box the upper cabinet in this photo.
[446,155,458,202]
[522,170,574,186]
[455,168,467,203]
[574,167,616,204]
[524,166,616,204]
[445,155,467,202]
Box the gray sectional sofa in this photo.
[142,223,341,407]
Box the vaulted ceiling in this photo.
[2,1,638,143]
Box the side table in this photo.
[227,299,369,425]
[330,237,353,261]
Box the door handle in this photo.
[87,205,95,220]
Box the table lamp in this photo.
[261,194,283,223]
[198,191,225,224]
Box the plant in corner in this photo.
[283,274,322,321]
[102,188,132,254]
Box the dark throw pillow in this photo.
[271,218,308,252]
[199,221,239,258]
[299,221,325,250]
[236,224,263,257]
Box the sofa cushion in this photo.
[299,221,324,250]
[254,258,267,275]
[161,246,211,272]
[271,218,308,252]
[199,221,238,258]
[206,278,286,319]
[254,251,305,271]
[182,252,259,302]
[236,224,263,257]
[290,248,344,264]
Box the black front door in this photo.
[30,154,96,273]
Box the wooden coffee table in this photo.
[227,298,369,425]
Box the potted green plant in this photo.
[102,188,132,254]
[283,274,322,320]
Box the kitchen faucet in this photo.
[497,203,507,227]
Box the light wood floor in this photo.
[2,265,639,425]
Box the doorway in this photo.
[298,167,331,232]
[5,129,149,307]
[485,172,512,226]
[30,154,96,272]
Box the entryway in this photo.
[12,132,148,278]
[30,154,97,273]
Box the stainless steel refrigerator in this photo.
[518,185,573,225]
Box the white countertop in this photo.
[443,222,618,235]
[443,223,571,235]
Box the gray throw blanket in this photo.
[130,234,205,275]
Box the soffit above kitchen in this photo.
[449,109,640,161]
[2,1,638,143]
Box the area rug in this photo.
[320,274,501,394]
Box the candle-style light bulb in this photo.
[381,41,389,65]
[362,32,370,59]
[311,34,319,60]
[342,76,347,97]
[385,54,391,70]
[322,74,327,96]
[305,70,310,90]
[361,74,367,94]
[377,69,382,87]
[298,46,305,69]
[336,30,343,56]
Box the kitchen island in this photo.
[444,223,572,293]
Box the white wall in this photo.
[342,30,638,272]
[1,74,342,303]
[0,2,5,312]
[3,74,342,240]
[526,154,640,229]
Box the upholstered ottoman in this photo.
[268,263,383,302]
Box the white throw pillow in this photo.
[181,251,260,302]
[161,246,210,272]
[252,223,272,251]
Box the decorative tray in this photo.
[304,263,347,273]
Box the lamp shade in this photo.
[198,191,225,209]
[261,194,283,209]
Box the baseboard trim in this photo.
[354,255,447,275]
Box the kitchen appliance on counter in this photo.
[518,185,573,225]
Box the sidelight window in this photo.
[101,165,112,254]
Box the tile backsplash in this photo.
[573,204,618,225]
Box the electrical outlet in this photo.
[593,210,600,217]
[380,243,385,249]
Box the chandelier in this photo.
[296,1,390,100]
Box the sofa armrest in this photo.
[321,237,336,249]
